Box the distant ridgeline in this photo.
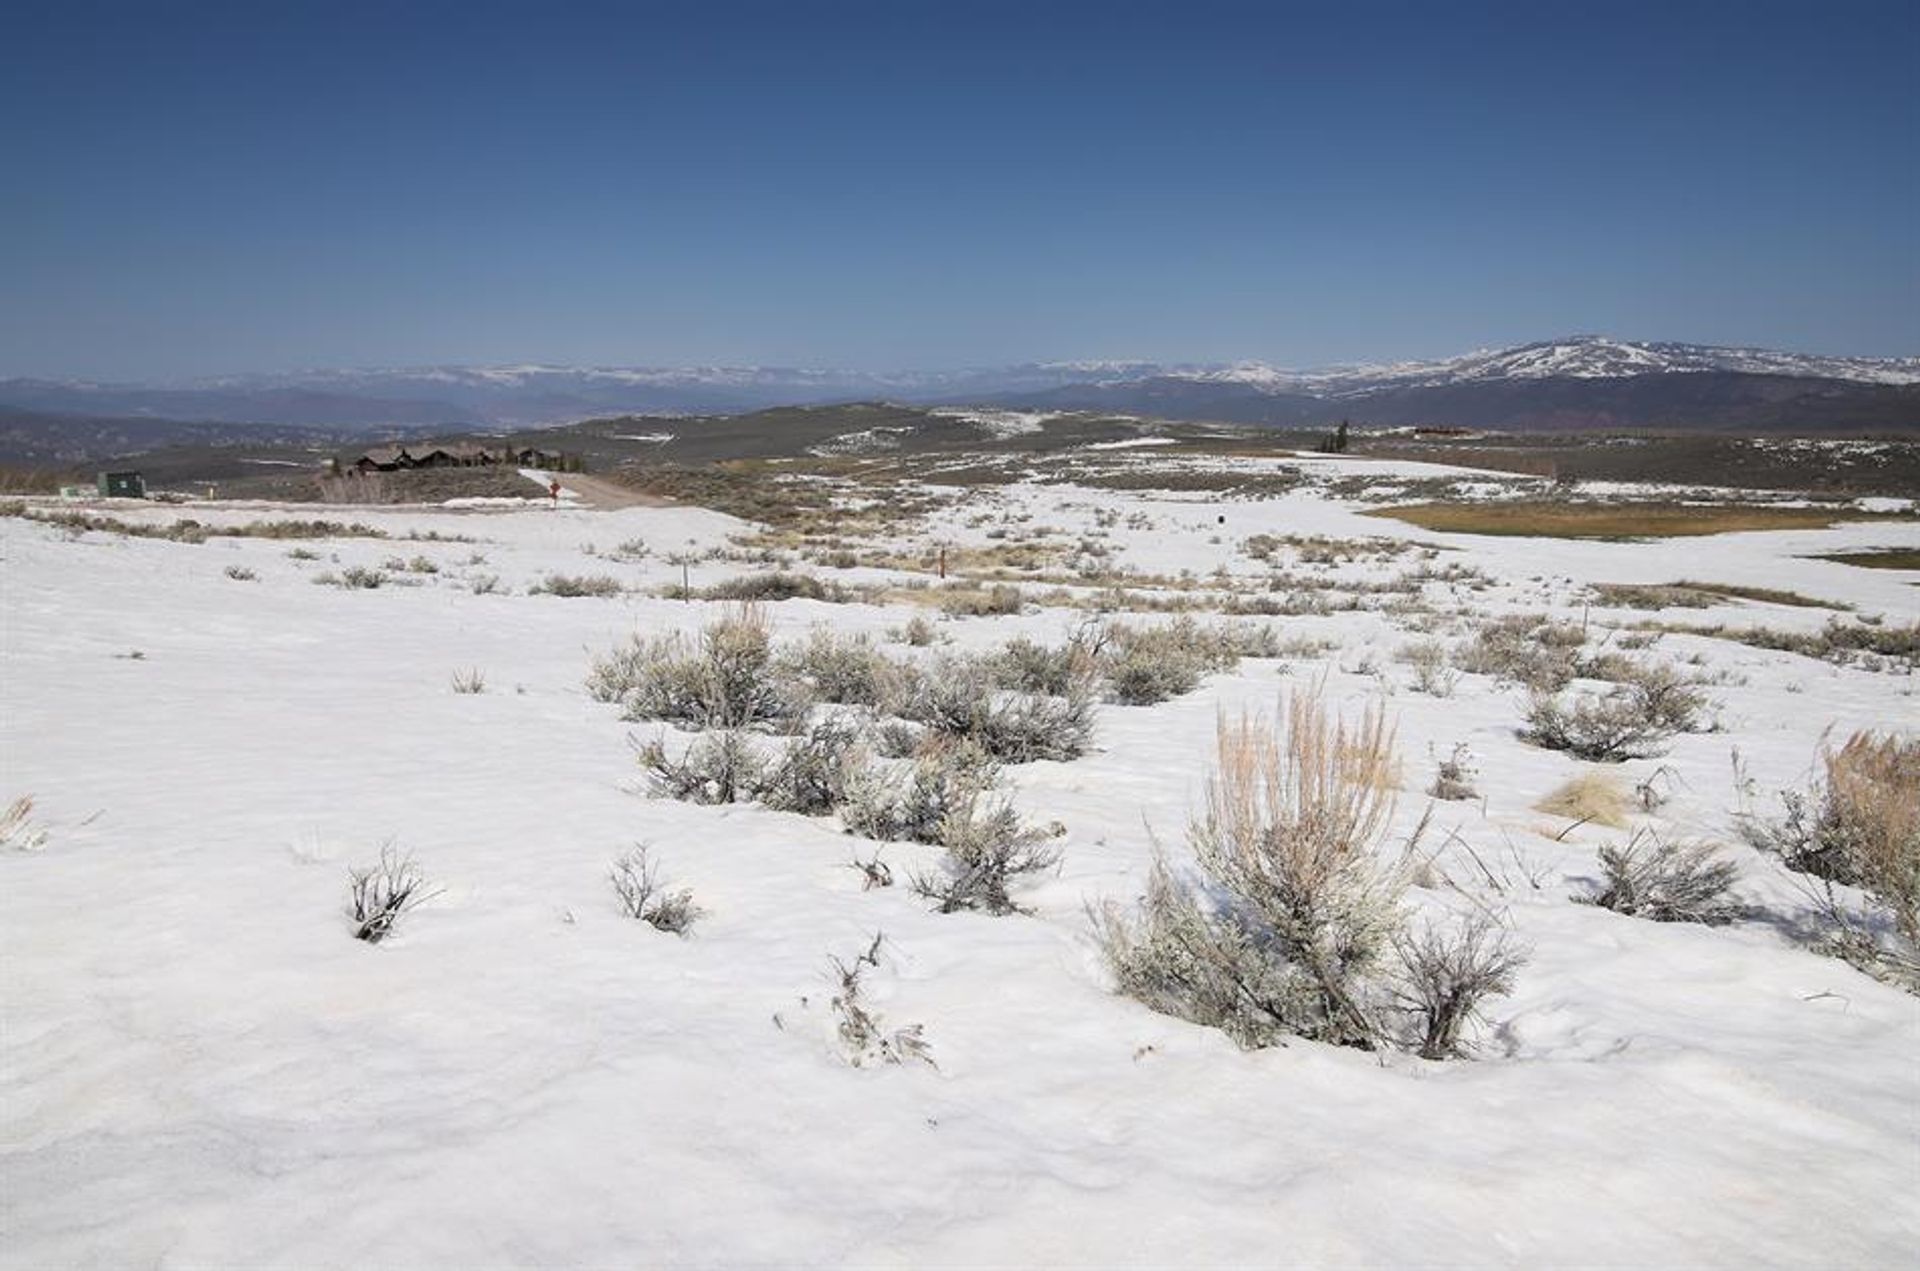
[2,337,1915,438]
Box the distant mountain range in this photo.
[3,337,1915,446]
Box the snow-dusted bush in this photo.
[839,737,997,845]
[893,614,938,647]
[591,605,804,731]
[1092,857,1306,1048]
[348,845,434,943]
[1523,664,1707,761]
[450,667,487,695]
[224,564,257,582]
[1428,744,1478,802]
[995,634,1096,697]
[1095,693,1410,1050]
[1398,640,1459,697]
[1103,646,1204,705]
[910,785,1065,916]
[836,736,1060,914]
[759,719,867,816]
[1587,832,1741,925]
[636,729,766,804]
[777,629,917,710]
[937,583,1023,617]
[828,933,933,1068]
[1099,617,1278,706]
[316,565,386,589]
[610,846,703,935]
[531,573,624,597]
[870,719,926,759]
[705,571,845,603]
[905,656,1094,762]
[1456,614,1583,690]
[1390,913,1527,1059]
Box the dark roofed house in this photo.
[407,443,500,469]
[352,446,415,474]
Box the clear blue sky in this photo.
[3,0,1914,379]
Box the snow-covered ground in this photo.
[2,475,1916,1268]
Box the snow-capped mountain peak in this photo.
[1277,336,1920,393]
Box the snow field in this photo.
[2,478,1917,1268]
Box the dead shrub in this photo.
[348,845,436,943]
[1390,913,1527,1059]
[610,845,703,934]
[827,933,933,1067]
[1586,832,1741,925]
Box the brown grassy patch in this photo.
[1812,549,1920,571]
[1369,501,1909,539]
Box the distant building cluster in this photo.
[347,443,568,474]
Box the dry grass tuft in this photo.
[1819,732,1920,943]
[0,795,49,852]
[1534,772,1631,830]
[1744,729,1920,990]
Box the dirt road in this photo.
[550,473,673,510]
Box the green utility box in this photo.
[97,471,147,498]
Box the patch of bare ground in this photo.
[1810,549,1920,571]
[1369,500,1913,539]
